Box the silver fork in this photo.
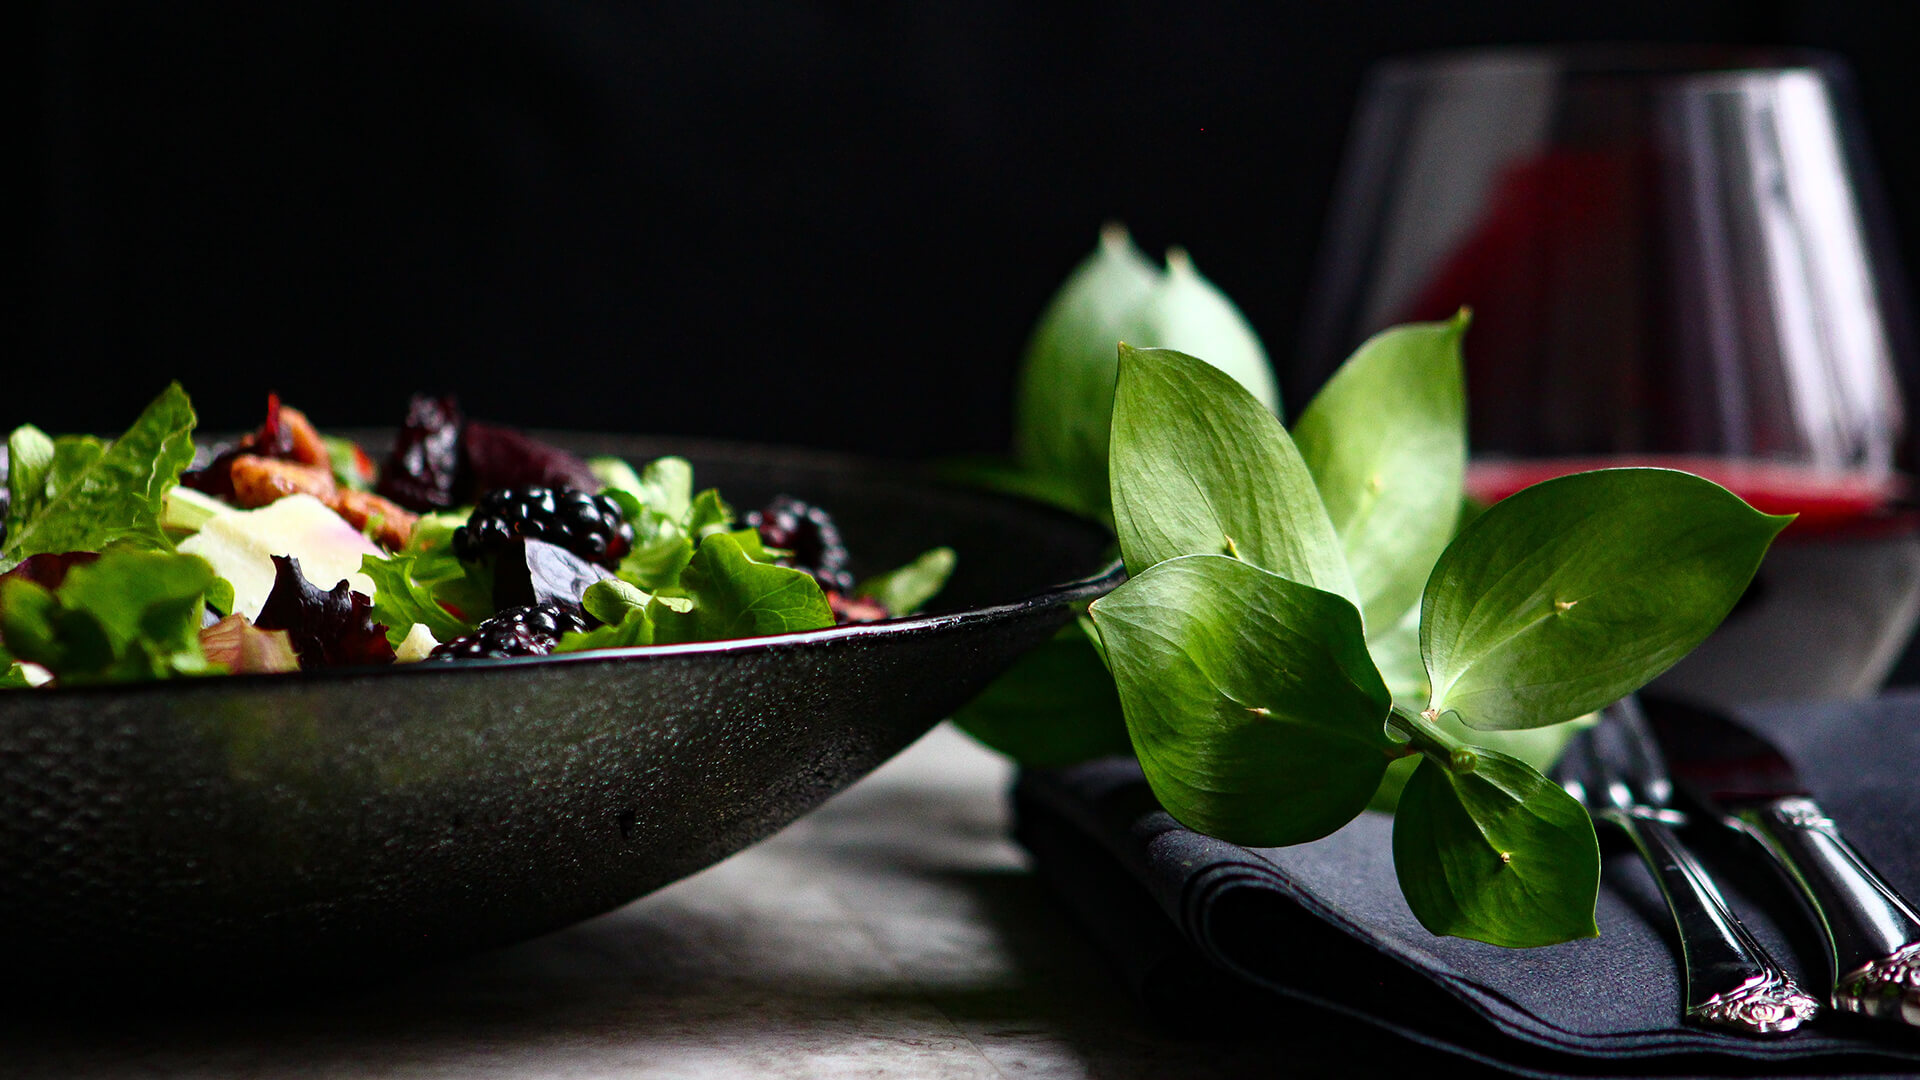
[1558,698,1819,1035]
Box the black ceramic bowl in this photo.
[0,437,1119,982]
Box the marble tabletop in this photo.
[4,724,1417,1079]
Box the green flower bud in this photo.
[1014,225,1280,518]
[1015,224,1159,515]
[1138,248,1280,417]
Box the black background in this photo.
[24,2,1919,458]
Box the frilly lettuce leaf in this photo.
[360,552,478,647]
[598,457,735,592]
[650,531,832,644]
[2,383,198,572]
[358,511,490,645]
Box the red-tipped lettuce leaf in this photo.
[199,614,301,674]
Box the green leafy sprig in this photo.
[952,226,1277,761]
[1083,327,1788,947]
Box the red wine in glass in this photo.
[1301,47,1920,705]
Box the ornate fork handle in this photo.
[1733,797,1920,1025]
[1601,806,1820,1034]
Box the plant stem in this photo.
[1387,703,1464,761]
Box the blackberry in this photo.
[747,495,854,593]
[429,601,595,660]
[453,486,634,568]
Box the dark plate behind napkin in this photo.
[1016,693,1920,1076]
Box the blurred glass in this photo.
[1300,46,1920,705]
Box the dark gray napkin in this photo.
[1014,692,1920,1076]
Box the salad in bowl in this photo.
[0,384,954,689]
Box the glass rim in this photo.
[1369,43,1852,85]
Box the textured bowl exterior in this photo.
[0,441,1118,979]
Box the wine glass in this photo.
[1298,45,1920,705]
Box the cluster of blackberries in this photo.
[453,487,634,568]
[429,601,595,659]
[430,487,871,660]
[747,495,854,593]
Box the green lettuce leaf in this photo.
[0,549,219,684]
[598,458,721,592]
[688,489,735,539]
[2,383,198,572]
[390,511,493,629]
[360,552,479,647]
[855,547,955,615]
[555,578,666,652]
[650,531,833,645]
[617,531,697,592]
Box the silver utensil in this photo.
[1559,699,1819,1034]
[1644,695,1920,1027]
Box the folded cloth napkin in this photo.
[1014,692,1920,1077]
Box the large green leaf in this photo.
[1108,346,1354,603]
[1392,750,1600,947]
[1295,315,1467,632]
[950,624,1132,767]
[1368,604,1429,708]
[1422,469,1790,730]
[650,531,833,645]
[1089,554,1391,847]
[1,383,197,572]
